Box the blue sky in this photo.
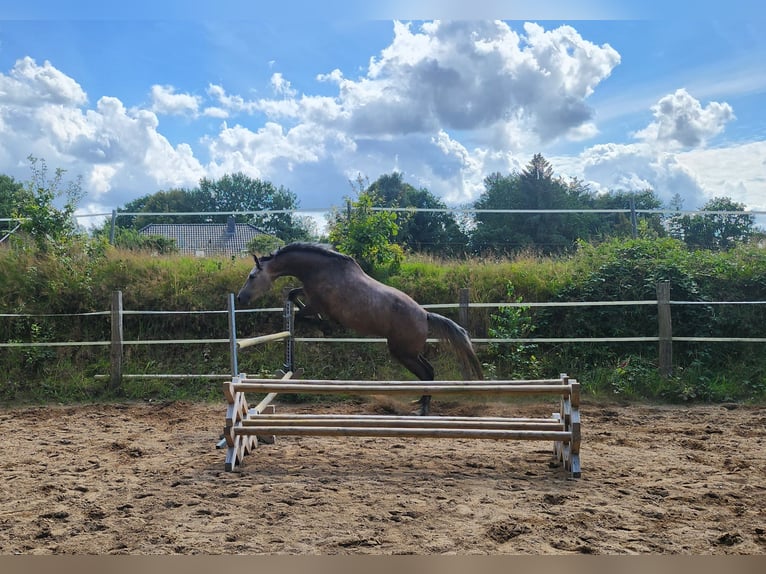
[1,1,764,229]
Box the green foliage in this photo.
[0,174,24,238]
[112,227,178,253]
[677,196,755,249]
[470,154,598,255]
[486,283,540,378]
[327,190,404,277]
[102,172,313,243]
[13,156,85,253]
[197,173,312,242]
[591,188,665,239]
[247,234,285,256]
[366,172,469,255]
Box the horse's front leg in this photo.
[287,287,323,321]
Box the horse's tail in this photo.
[426,312,484,380]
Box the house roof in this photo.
[138,221,264,255]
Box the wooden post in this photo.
[110,290,124,392]
[657,281,672,377]
[459,288,469,328]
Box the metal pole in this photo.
[109,210,117,245]
[283,295,295,373]
[228,293,238,377]
[630,196,638,239]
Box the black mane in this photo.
[262,242,354,263]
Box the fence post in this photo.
[459,288,470,328]
[108,209,117,245]
[629,195,638,239]
[110,290,124,391]
[657,281,672,377]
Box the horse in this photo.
[236,242,483,415]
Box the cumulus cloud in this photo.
[561,88,738,210]
[574,141,707,208]
[633,88,734,149]
[677,142,766,212]
[270,73,296,98]
[313,20,620,146]
[206,83,260,115]
[150,85,201,116]
[0,56,87,107]
[0,57,205,212]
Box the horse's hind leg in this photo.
[389,347,434,415]
[415,355,435,415]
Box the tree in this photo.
[470,154,594,255]
[326,180,403,276]
[470,171,524,253]
[0,174,25,238]
[102,173,313,243]
[665,193,686,241]
[591,189,665,239]
[678,197,755,249]
[197,173,311,241]
[118,188,203,229]
[366,172,469,255]
[14,156,84,253]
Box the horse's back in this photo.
[305,265,427,341]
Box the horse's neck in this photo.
[269,251,325,281]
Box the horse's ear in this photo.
[253,254,262,270]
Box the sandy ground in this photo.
[0,398,764,555]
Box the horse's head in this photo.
[237,255,273,306]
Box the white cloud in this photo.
[0,57,87,107]
[677,142,766,212]
[305,20,620,146]
[206,83,260,115]
[633,88,734,149]
[204,121,330,181]
[270,72,296,98]
[568,140,706,206]
[149,85,201,116]
[549,88,748,213]
[0,58,205,211]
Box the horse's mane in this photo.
[262,242,354,264]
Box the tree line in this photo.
[1,154,760,267]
